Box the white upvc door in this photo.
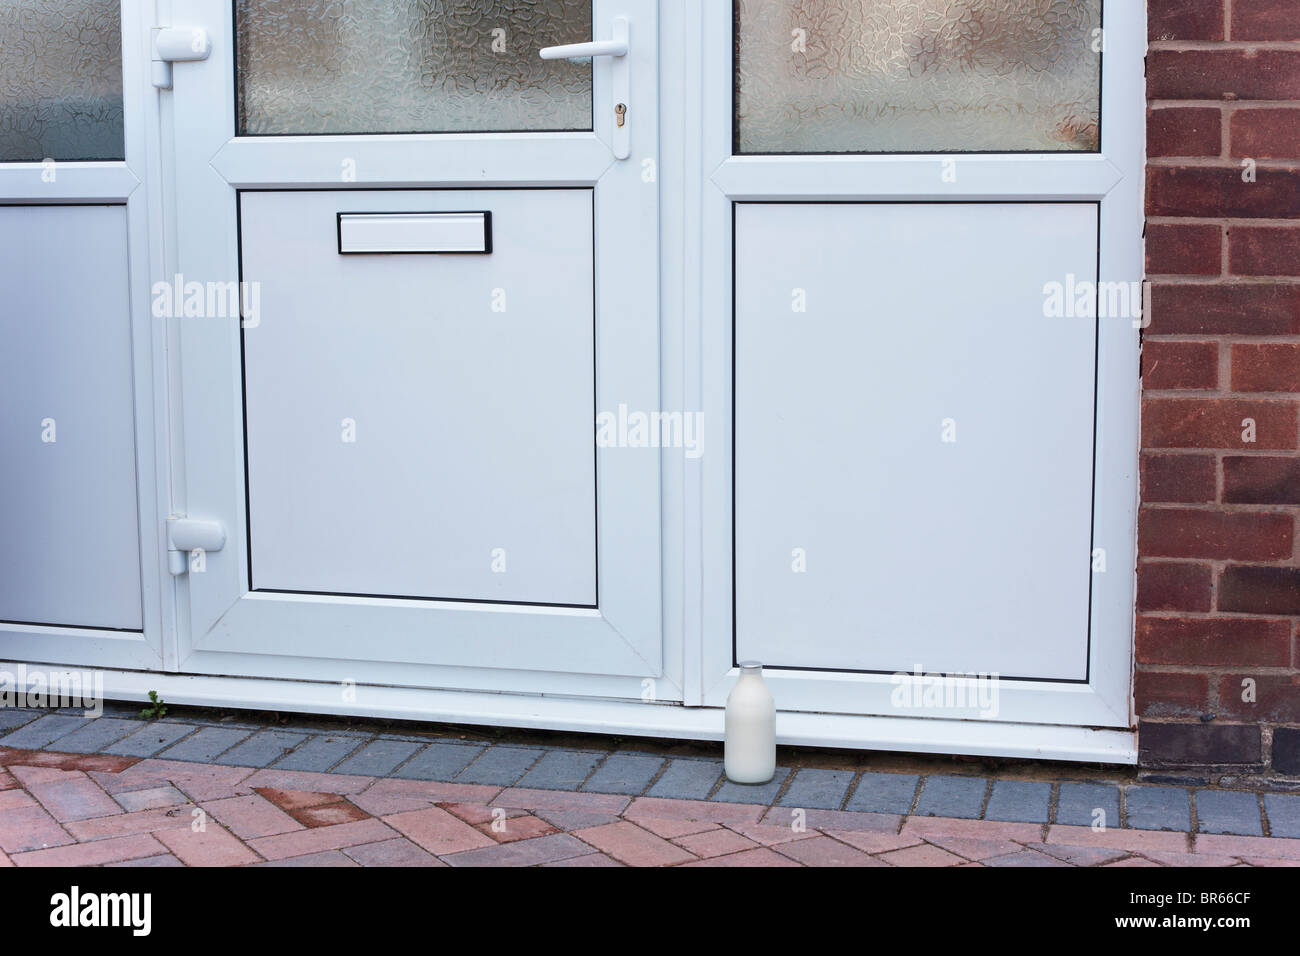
[166,0,673,699]
[694,1,1143,732]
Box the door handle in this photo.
[540,18,631,161]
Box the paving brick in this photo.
[0,710,40,733]
[1264,793,1300,839]
[491,787,629,814]
[1056,782,1122,828]
[46,718,140,754]
[103,723,200,757]
[915,776,988,819]
[572,821,696,867]
[382,806,495,856]
[712,767,789,804]
[28,775,121,822]
[775,834,885,866]
[203,793,304,839]
[11,833,165,867]
[645,759,721,800]
[778,769,855,810]
[64,805,194,842]
[95,760,257,802]
[515,750,603,790]
[541,852,623,867]
[1022,841,1130,867]
[625,796,766,826]
[105,853,183,867]
[477,814,557,844]
[0,805,74,853]
[1125,786,1192,831]
[0,790,34,811]
[902,816,1043,843]
[241,768,374,795]
[255,849,358,867]
[343,837,445,867]
[533,808,623,830]
[922,834,1027,862]
[984,780,1052,823]
[982,848,1071,867]
[329,739,423,778]
[1196,790,1264,836]
[582,753,664,795]
[1194,833,1300,861]
[878,843,966,867]
[0,715,90,750]
[114,786,190,812]
[761,806,900,833]
[444,832,595,867]
[214,730,309,768]
[1048,824,1191,854]
[157,727,253,763]
[248,818,397,861]
[454,746,542,786]
[680,846,801,867]
[846,772,920,813]
[389,742,483,782]
[349,779,500,816]
[818,829,921,854]
[156,824,261,866]
[270,734,367,773]
[672,828,759,859]
[629,816,719,839]
[289,801,371,829]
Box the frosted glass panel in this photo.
[0,0,124,162]
[236,0,594,135]
[736,0,1102,153]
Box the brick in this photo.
[113,786,190,812]
[454,746,542,786]
[254,849,358,867]
[819,829,922,855]
[680,846,801,867]
[265,733,366,773]
[914,775,988,819]
[1137,616,1292,666]
[1148,50,1300,102]
[1232,344,1300,392]
[1142,454,1217,503]
[1195,832,1300,860]
[442,833,596,867]
[1196,789,1264,836]
[0,805,74,852]
[624,796,766,826]
[515,750,603,791]
[644,758,721,800]
[901,817,1051,848]
[1139,720,1263,767]
[157,727,252,763]
[878,843,967,867]
[389,742,482,782]
[330,739,423,778]
[0,715,89,750]
[1223,456,1300,504]
[214,730,308,768]
[289,801,371,828]
[1148,283,1300,336]
[1218,565,1300,614]
[1231,108,1300,159]
[777,769,854,810]
[1146,223,1221,276]
[241,767,374,795]
[761,806,901,834]
[1233,0,1300,40]
[438,802,528,826]
[1263,792,1300,837]
[104,853,183,867]
[1144,341,1219,390]
[1125,786,1192,831]
[28,775,121,822]
[1048,824,1191,853]
[983,848,1072,867]
[202,793,303,839]
[381,806,495,856]
[1147,107,1222,159]
[1142,399,1298,449]
[1138,562,1213,612]
[1136,670,1210,718]
[1230,227,1300,278]
[1275,728,1300,774]
[1027,841,1130,866]
[248,817,397,860]
[540,852,623,867]
[845,772,919,813]
[157,824,261,866]
[1141,507,1292,560]
[712,768,789,804]
[774,834,885,867]
[101,759,256,802]
[1148,0,1225,41]
[671,828,759,859]
[1216,674,1300,722]
[490,787,629,815]
[49,718,142,754]
[11,833,165,868]
[533,808,622,830]
[0,710,39,733]
[104,722,200,758]
[984,780,1052,823]
[572,821,696,867]
[63,805,194,841]
[1149,165,1300,219]
[476,814,557,844]
[581,753,664,795]
[350,778,500,816]
[343,837,444,866]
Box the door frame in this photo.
[688,1,1144,731]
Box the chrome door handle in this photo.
[540,18,631,160]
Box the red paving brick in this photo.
[203,793,305,839]
[288,801,372,829]
[0,805,74,853]
[381,806,496,856]
[27,776,121,822]
[572,821,697,867]
[247,818,397,861]
[156,825,261,866]
[477,813,558,844]
[342,837,445,867]
[681,847,800,867]
[254,787,342,811]
[672,827,759,858]
[12,833,166,867]
[773,835,886,867]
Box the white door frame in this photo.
[690,1,1143,732]
[0,0,173,672]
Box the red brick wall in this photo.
[1140,0,1300,777]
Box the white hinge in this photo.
[151,26,212,90]
[166,516,226,575]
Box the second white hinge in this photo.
[152,26,212,90]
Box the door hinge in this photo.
[166,516,226,575]
[151,26,212,90]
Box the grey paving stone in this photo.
[582,753,665,795]
[390,742,484,781]
[214,730,310,768]
[455,746,543,786]
[516,750,604,790]
[1,713,90,749]
[712,767,790,804]
[331,738,424,777]
[845,772,920,814]
[1055,782,1122,828]
[45,717,141,754]
[1124,786,1191,831]
[985,780,1053,823]
[1195,789,1263,836]
[270,733,369,773]
[778,769,855,810]
[1263,793,1300,839]
[914,775,988,819]
[0,709,41,732]
[103,722,199,758]
[157,726,254,763]
[645,758,722,800]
